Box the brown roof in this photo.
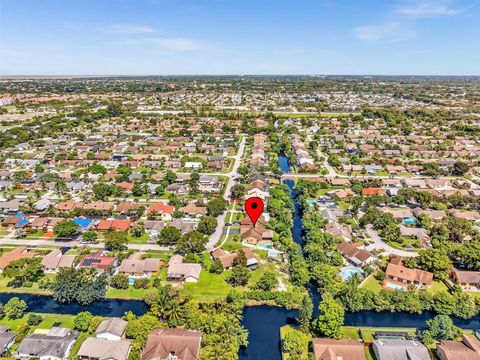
[0,247,34,270]
[142,328,202,360]
[118,257,161,275]
[386,261,433,285]
[41,249,75,270]
[451,268,480,285]
[437,335,480,360]
[312,339,366,360]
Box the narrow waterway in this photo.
[238,150,480,360]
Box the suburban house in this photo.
[96,219,132,232]
[337,242,376,268]
[437,334,480,360]
[450,268,480,291]
[147,202,175,221]
[117,253,161,278]
[79,251,116,272]
[41,249,76,273]
[77,338,131,360]
[141,328,202,360]
[17,327,78,360]
[0,247,34,273]
[312,339,365,360]
[211,248,258,270]
[372,339,430,360]
[167,255,201,283]
[95,318,128,341]
[385,257,433,290]
[0,327,17,355]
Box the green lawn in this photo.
[428,281,449,294]
[180,271,232,301]
[0,274,55,296]
[342,326,361,340]
[68,332,89,360]
[106,286,158,300]
[127,233,149,244]
[359,274,382,293]
[37,314,75,330]
[280,325,310,360]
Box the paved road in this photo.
[364,224,418,258]
[0,235,171,251]
[206,135,246,250]
[316,148,338,177]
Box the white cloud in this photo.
[354,22,416,42]
[152,37,204,52]
[105,24,156,34]
[395,0,464,18]
[117,36,206,52]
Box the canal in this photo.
[2,150,479,360]
[238,150,480,360]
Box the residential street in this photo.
[206,134,246,250]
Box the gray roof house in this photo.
[17,327,78,360]
[95,318,127,341]
[77,337,131,360]
[0,327,17,354]
[372,339,430,360]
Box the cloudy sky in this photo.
[1,0,479,75]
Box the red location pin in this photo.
[244,197,264,226]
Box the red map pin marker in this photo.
[245,197,264,226]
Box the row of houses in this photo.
[309,333,480,360]
[3,316,203,360]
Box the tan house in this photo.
[312,339,365,360]
[41,249,76,273]
[0,247,34,272]
[117,253,161,278]
[142,328,202,360]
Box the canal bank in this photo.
[239,150,480,360]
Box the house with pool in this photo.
[384,257,433,291]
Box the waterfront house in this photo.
[385,257,433,290]
[77,338,131,360]
[141,328,202,360]
[17,327,78,360]
[450,268,480,291]
[41,249,76,273]
[79,251,116,273]
[312,339,365,360]
[0,247,34,273]
[0,327,17,355]
[95,318,128,341]
[167,255,201,283]
[372,339,430,360]
[437,334,480,360]
[117,253,161,278]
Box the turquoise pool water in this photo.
[403,217,417,225]
[386,282,406,291]
[340,266,363,280]
[258,243,273,250]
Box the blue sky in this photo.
[1,0,479,75]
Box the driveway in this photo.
[364,224,418,258]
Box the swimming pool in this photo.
[403,217,417,225]
[340,266,364,281]
[258,243,273,250]
[385,282,406,291]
